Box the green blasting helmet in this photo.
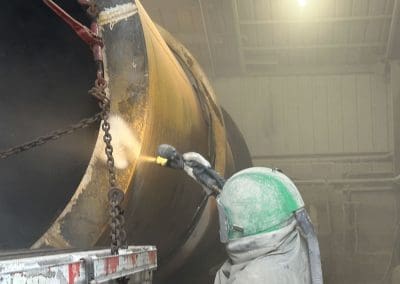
[217,167,305,243]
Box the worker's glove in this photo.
[182,152,225,195]
[156,145,224,194]
[182,152,213,195]
[182,152,211,175]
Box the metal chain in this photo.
[79,0,128,269]
[0,112,101,160]
[90,77,127,256]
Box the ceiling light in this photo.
[298,0,307,7]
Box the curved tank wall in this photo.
[0,1,252,283]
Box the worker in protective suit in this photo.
[156,145,323,284]
[214,167,317,284]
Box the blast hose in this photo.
[295,208,324,284]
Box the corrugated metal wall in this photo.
[215,73,392,158]
[214,72,399,284]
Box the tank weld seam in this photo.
[98,3,138,30]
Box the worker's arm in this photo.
[156,144,225,195]
[182,152,224,195]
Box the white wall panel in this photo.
[214,72,391,158]
[341,75,359,152]
[327,75,344,153]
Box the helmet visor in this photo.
[216,198,229,243]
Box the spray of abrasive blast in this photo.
[96,115,159,167]
[139,156,157,163]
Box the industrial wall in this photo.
[213,70,399,284]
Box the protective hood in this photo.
[214,219,311,284]
[217,167,304,242]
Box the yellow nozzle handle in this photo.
[156,156,168,166]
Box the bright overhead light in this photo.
[298,0,307,7]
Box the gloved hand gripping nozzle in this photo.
[156,144,225,195]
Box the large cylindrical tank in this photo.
[0,1,251,283]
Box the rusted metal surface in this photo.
[0,246,156,283]
[32,0,149,250]
[33,0,219,255]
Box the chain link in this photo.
[0,113,101,160]
[79,0,128,265]
[90,79,127,256]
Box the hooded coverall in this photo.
[214,219,311,284]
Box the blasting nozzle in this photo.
[156,144,184,169]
